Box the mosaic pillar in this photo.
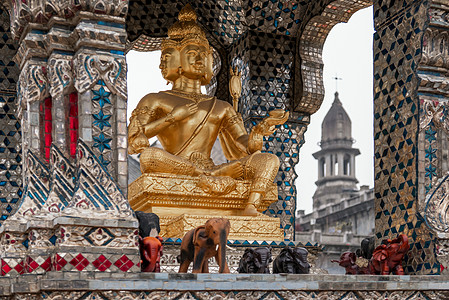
[415,1,449,274]
[73,19,129,194]
[373,0,441,274]
[0,0,139,276]
[0,6,21,225]
[227,31,309,241]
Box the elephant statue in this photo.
[333,234,409,275]
[237,247,272,273]
[135,211,160,237]
[139,236,163,272]
[272,247,310,274]
[331,251,371,274]
[177,218,231,273]
[371,234,409,275]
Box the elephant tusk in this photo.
[216,244,219,251]
[225,244,234,251]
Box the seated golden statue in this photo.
[128,5,288,218]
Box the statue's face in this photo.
[159,47,181,82]
[180,43,213,83]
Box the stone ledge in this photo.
[1,273,449,296]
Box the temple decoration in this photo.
[128,5,288,241]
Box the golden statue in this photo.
[128,5,288,240]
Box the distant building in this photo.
[296,92,374,274]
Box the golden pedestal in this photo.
[128,173,284,241]
[160,214,283,241]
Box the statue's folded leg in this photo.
[240,152,280,215]
[140,147,204,176]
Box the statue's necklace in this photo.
[164,90,213,104]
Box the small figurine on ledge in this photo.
[371,234,409,275]
[238,247,272,274]
[272,247,310,274]
[332,251,371,275]
[178,218,231,273]
[135,211,163,272]
[140,235,163,272]
[333,234,409,275]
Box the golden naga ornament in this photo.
[128,4,289,240]
[229,66,242,111]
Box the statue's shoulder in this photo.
[215,98,234,111]
[136,92,171,109]
[138,92,165,104]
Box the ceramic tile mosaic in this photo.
[373,0,440,274]
[0,7,21,225]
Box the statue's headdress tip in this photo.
[179,4,197,22]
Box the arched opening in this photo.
[319,158,326,178]
[343,154,351,176]
[333,154,338,176]
[296,6,374,214]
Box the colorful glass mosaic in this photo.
[41,97,52,162]
[373,0,440,274]
[0,7,21,225]
[91,80,113,170]
[68,93,78,159]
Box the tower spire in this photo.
[333,74,343,93]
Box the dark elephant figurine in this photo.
[371,234,409,275]
[177,218,231,273]
[331,251,371,274]
[135,211,160,237]
[237,247,272,273]
[139,236,163,272]
[360,237,375,259]
[272,247,310,274]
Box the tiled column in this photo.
[52,11,139,274]
[0,6,21,225]
[73,19,128,195]
[229,31,308,241]
[415,1,449,274]
[0,28,51,276]
[1,0,139,276]
[373,0,440,274]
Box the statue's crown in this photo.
[161,4,210,51]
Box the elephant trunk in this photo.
[256,252,267,273]
[148,246,159,272]
[285,262,295,274]
[218,230,227,273]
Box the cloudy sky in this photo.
[126,6,375,214]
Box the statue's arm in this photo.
[248,110,290,153]
[128,94,198,154]
[221,106,288,154]
[221,105,251,154]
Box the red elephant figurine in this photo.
[139,236,163,272]
[331,251,370,274]
[370,234,409,275]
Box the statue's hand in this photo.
[254,110,289,136]
[132,134,150,154]
[128,118,149,154]
[171,103,198,121]
[247,110,289,153]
